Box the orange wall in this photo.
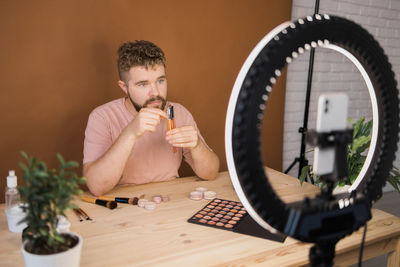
[0,0,292,202]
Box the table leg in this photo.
[387,238,400,267]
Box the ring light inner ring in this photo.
[225,20,380,233]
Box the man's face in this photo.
[125,64,167,111]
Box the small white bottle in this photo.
[5,170,20,210]
[5,170,27,232]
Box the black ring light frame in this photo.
[225,13,399,248]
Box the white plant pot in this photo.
[21,232,82,267]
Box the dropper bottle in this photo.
[5,170,20,210]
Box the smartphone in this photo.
[313,93,349,176]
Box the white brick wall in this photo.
[282,0,400,192]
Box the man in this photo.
[83,40,219,196]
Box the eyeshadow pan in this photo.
[188,198,247,232]
[187,198,286,243]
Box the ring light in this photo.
[225,13,399,251]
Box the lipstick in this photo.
[167,105,177,153]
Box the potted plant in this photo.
[18,151,86,267]
[299,117,400,193]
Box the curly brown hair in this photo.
[117,40,166,82]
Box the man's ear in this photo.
[118,80,128,94]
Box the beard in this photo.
[127,92,167,112]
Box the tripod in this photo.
[284,0,320,181]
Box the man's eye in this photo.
[158,79,165,84]
[139,83,146,87]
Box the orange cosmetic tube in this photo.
[167,105,177,153]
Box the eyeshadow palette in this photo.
[188,198,286,242]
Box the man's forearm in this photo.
[84,129,137,196]
[190,139,220,180]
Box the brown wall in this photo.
[0,0,292,202]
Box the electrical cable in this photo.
[358,223,367,267]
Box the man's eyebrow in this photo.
[135,75,166,85]
[135,79,148,85]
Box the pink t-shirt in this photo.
[83,98,205,185]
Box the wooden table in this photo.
[1,169,399,266]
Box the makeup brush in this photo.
[73,209,84,222]
[167,105,177,153]
[81,196,118,209]
[78,208,92,220]
[98,196,139,205]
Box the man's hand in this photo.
[165,126,199,149]
[128,108,168,139]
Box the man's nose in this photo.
[149,82,160,96]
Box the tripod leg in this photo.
[284,157,300,174]
[309,241,337,267]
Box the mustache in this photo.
[143,96,167,108]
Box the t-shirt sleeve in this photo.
[83,110,113,164]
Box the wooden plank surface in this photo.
[0,169,399,266]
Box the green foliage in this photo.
[299,117,400,193]
[18,151,86,254]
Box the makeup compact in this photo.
[188,198,286,242]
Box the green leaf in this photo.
[64,161,79,168]
[18,162,29,175]
[53,234,65,243]
[352,118,364,138]
[347,117,354,125]
[20,151,29,160]
[299,165,310,185]
[352,136,371,154]
[56,153,65,164]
